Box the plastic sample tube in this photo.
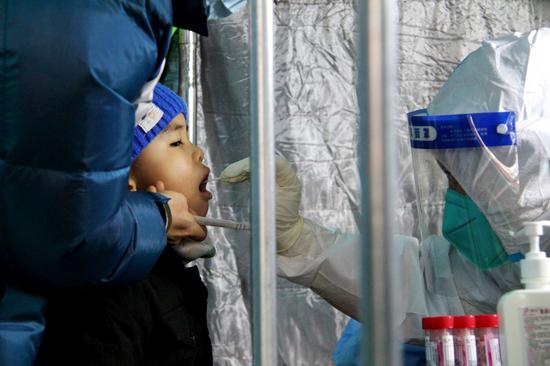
[475,314,501,366]
[453,315,477,366]
[422,316,455,366]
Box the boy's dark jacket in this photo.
[36,251,213,366]
[0,1,207,365]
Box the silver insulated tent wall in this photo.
[167,0,550,365]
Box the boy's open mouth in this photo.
[199,173,213,199]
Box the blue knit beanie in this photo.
[132,83,188,160]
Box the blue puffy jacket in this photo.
[0,1,176,364]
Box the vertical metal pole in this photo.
[179,29,198,144]
[357,0,400,365]
[249,0,277,365]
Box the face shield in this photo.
[409,28,550,314]
[409,110,519,270]
[423,28,550,252]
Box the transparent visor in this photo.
[408,110,520,270]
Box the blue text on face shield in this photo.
[408,111,516,149]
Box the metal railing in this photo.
[249,0,277,365]
[358,0,399,365]
[179,30,198,144]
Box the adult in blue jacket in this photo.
[0,1,210,365]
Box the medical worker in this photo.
[220,28,550,344]
[0,1,224,365]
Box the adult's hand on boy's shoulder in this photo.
[146,182,207,243]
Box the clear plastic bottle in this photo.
[422,316,455,366]
[475,314,501,366]
[498,221,550,365]
[453,315,477,366]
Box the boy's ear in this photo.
[128,175,138,191]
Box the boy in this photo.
[36,84,214,365]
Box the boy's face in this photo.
[130,113,212,216]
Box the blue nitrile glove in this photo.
[333,319,427,366]
[333,319,362,366]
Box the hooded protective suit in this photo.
[0,1,208,365]
[219,28,550,341]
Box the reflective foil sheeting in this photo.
[191,0,550,365]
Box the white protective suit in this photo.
[219,28,550,340]
[220,158,430,339]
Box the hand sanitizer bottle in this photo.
[497,221,550,365]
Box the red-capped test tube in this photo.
[422,316,455,366]
[475,314,501,366]
[453,315,477,366]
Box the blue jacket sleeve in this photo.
[0,1,174,288]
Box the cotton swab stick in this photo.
[195,216,250,231]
